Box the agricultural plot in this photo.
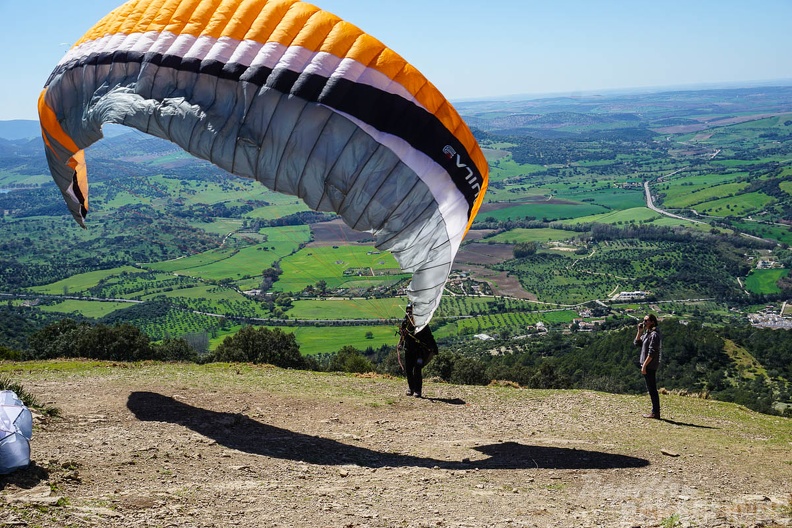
[148,250,241,273]
[287,325,402,355]
[144,284,270,319]
[661,182,749,209]
[234,187,314,220]
[274,245,407,293]
[207,324,402,356]
[288,298,404,321]
[434,310,579,339]
[692,192,774,217]
[495,252,626,304]
[164,244,280,282]
[456,239,513,262]
[481,201,608,222]
[28,265,142,295]
[659,172,745,194]
[496,239,746,304]
[183,218,245,237]
[486,155,545,182]
[745,269,790,295]
[561,189,645,210]
[483,187,551,203]
[435,295,565,317]
[4,86,792,352]
[561,207,666,226]
[0,173,52,187]
[731,222,792,245]
[484,228,578,244]
[136,307,225,342]
[149,225,310,279]
[37,299,139,318]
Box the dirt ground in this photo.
[455,243,536,300]
[2,364,791,528]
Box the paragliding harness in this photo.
[396,312,437,372]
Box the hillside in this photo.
[1,362,790,527]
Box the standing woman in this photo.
[634,314,662,419]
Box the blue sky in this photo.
[1,0,791,121]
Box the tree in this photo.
[513,242,538,258]
[156,338,198,362]
[210,326,305,368]
[327,346,373,373]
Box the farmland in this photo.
[0,85,791,356]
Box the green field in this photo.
[434,310,579,339]
[28,266,142,295]
[286,325,401,355]
[274,245,407,293]
[731,221,792,245]
[206,324,401,355]
[288,298,404,321]
[562,207,660,226]
[658,172,745,198]
[487,155,545,182]
[485,228,578,244]
[148,225,310,279]
[483,202,608,222]
[693,192,774,216]
[745,269,790,294]
[38,299,139,318]
[662,182,749,209]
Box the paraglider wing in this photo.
[39,0,488,329]
[0,391,32,474]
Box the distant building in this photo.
[612,291,650,301]
[621,179,642,189]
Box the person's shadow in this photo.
[126,392,649,470]
[661,418,718,429]
[424,397,466,405]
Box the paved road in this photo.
[643,176,706,225]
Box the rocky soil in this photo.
[1,362,791,527]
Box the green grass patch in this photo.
[288,298,404,321]
[285,325,400,355]
[185,218,245,236]
[561,207,664,226]
[653,172,748,200]
[558,189,646,210]
[722,339,766,379]
[149,225,310,279]
[744,269,790,294]
[730,221,792,245]
[485,228,578,244]
[483,202,608,222]
[206,323,400,355]
[694,192,774,216]
[275,245,406,293]
[28,266,141,295]
[487,156,545,182]
[38,300,138,318]
[662,182,749,209]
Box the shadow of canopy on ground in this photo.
[127,392,649,470]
